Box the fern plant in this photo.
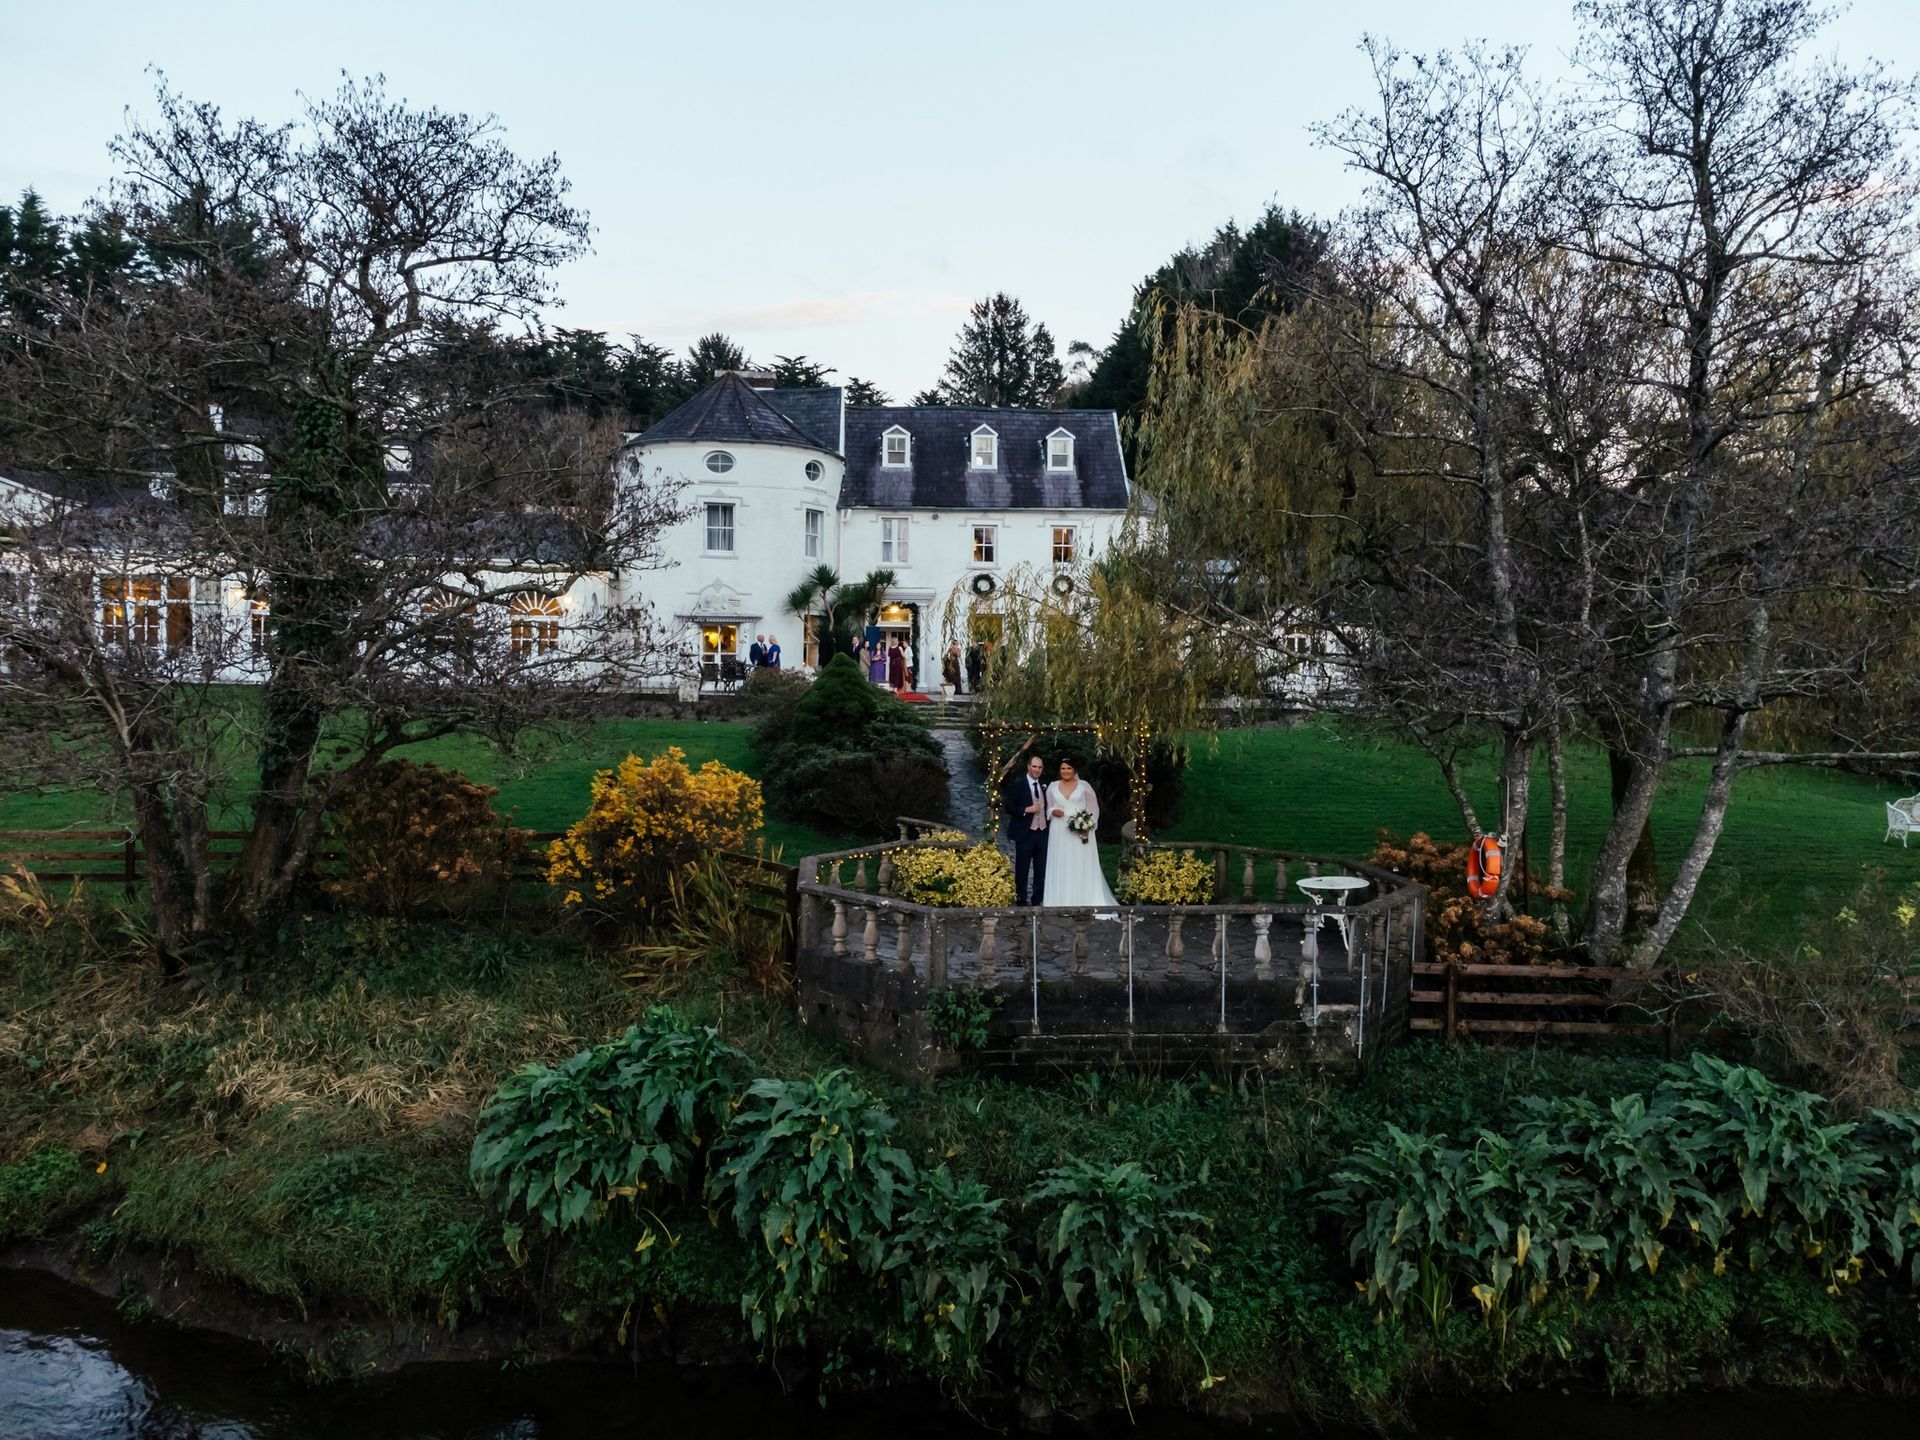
[709,1069,917,1343]
[469,1006,745,1259]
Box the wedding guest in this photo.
[942,642,963,693]
[764,634,782,669]
[887,639,907,690]
[965,643,983,692]
[747,634,766,669]
[868,639,888,685]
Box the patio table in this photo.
[1297,874,1371,953]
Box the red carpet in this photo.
[897,691,932,703]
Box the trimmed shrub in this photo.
[754,654,949,837]
[1115,848,1216,905]
[546,748,763,932]
[888,843,1015,908]
[325,760,529,915]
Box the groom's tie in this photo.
[1029,778,1045,832]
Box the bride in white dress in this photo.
[1042,760,1121,910]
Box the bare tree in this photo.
[0,77,687,960]
[1568,0,1920,962]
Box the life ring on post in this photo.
[1465,834,1504,899]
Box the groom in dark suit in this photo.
[1001,752,1050,906]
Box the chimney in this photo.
[729,369,777,390]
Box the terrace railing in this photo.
[795,834,1425,1068]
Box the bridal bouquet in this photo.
[1066,809,1097,845]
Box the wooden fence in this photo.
[1412,960,1920,1048]
[0,828,800,965]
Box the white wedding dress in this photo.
[1041,780,1120,911]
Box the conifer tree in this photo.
[930,292,1066,406]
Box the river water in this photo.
[4,1269,1917,1440]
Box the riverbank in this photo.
[5,911,1919,1427]
[10,1268,1920,1440]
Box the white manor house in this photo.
[0,372,1134,693]
[627,372,1132,686]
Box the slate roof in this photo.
[841,407,1129,511]
[632,373,840,456]
[763,387,843,452]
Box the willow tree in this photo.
[943,558,1207,837]
[1126,3,1920,965]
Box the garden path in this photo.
[932,727,989,839]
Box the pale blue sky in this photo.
[4,0,1914,397]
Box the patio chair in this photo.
[1888,796,1920,848]
[719,656,747,692]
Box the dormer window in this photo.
[970,425,998,470]
[1046,428,1075,471]
[882,427,911,467]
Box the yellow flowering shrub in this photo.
[1114,848,1215,906]
[888,843,1014,908]
[547,748,763,930]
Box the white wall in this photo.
[835,506,1127,683]
[617,438,843,672]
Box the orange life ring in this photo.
[1465,834,1504,899]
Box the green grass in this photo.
[5,710,1913,943]
[0,716,858,861]
[1160,721,1919,938]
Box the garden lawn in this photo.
[0,717,858,862]
[1160,720,1919,942]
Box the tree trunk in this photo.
[1630,709,1747,967]
[1546,719,1569,939]
[1608,743,1662,930]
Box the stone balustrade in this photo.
[794,832,1425,1079]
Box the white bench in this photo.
[1888,796,1920,848]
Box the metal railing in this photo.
[795,834,1425,1061]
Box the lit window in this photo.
[881,517,909,565]
[99,574,192,654]
[508,593,564,657]
[705,502,735,552]
[704,450,735,474]
[1047,430,1075,470]
[805,460,824,482]
[804,508,823,559]
[970,427,997,469]
[247,591,271,654]
[972,525,997,564]
[701,623,738,659]
[1051,526,1076,564]
[882,428,910,467]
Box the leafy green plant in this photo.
[923,986,1002,1051]
[1027,1157,1214,1403]
[469,1007,745,1259]
[709,1069,917,1343]
[1325,1056,1920,1331]
[883,1165,1014,1382]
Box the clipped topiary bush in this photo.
[1114,848,1216,906]
[888,843,1015,908]
[754,653,949,837]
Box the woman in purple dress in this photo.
[868,640,888,685]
